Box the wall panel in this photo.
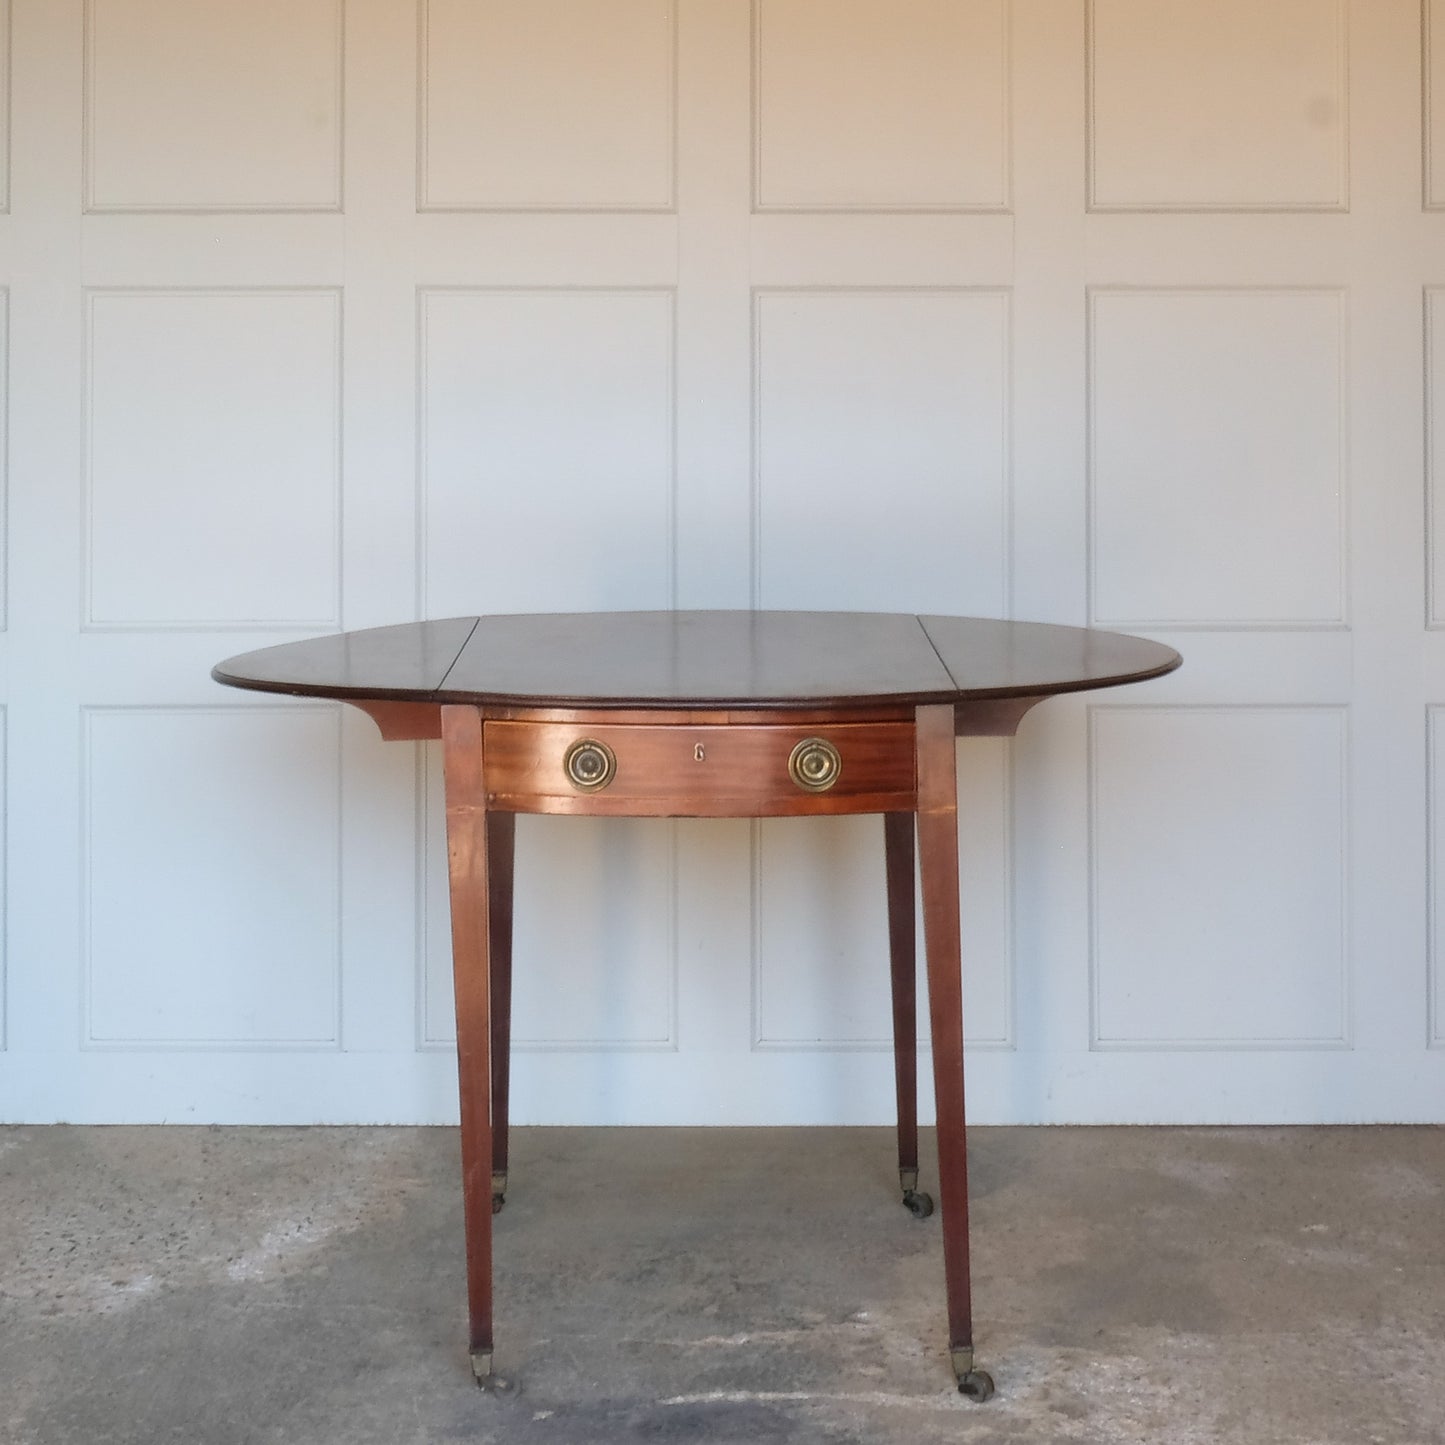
[1089,288,1346,629]
[0,0,10,213]
[84,0,342,212]
[419,288,675,617]
[83,707,342,1048]
[85,289,341,629]
[419,0,676,210]
[1090,706,1349,1050]
[1,0,1438,1127]
[1428,0,1445,209]
[1430,289,1445,624]
[0,707,5,1048]
[754,288,1009,613]
[1087,0,1347,210]
[1430,706,1445,1048]
[753,0,1009,211]
[0,288,7,628]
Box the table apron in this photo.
[481,719,917,818]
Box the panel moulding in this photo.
[749,285,1014,617]
[414,285,678,621]
[81,287,344,632]
[0,0,11,215]
[1427,706,1445,1048]
[750,0,1012,214]
[0,288,8,634]
[80,704,344,1051]
[1088,703,1352,1052]
[1085,0,1349,213]
[1086,285,1350,631]
[1428,0,1445,210]
[1427,289,1445,627]
[0,705,6,1051]
[82,0,344,214]
[416,0,678,212]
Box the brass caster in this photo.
[899,1168,932,1216]
[902,1188,934,1219]
[470,1350,517,1396]
[950,1347,994,1403]
[958,1369,995,1403]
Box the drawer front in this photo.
[483,721,916,816]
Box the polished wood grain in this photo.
[438,610,956,706]
[482,718,916,817]
[440,705,496,1377]
[214,611,1182,712]
[486,811,516,1216]
[915,701,976,1366]
[349,700,443,741]
[211,611,1181,1395]
[921,614,1180,698]
[884,812,918,1192]
[212,616,478,701]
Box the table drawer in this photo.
[483,720,916,816]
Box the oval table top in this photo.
[212,611,1180,711]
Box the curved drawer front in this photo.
[483,720,916,817]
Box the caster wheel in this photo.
[470,1352,519,1396]
[491,1192,505,1215]
[902,1189,934,1219]
[957,1369,995,1404]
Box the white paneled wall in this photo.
[1429,287,1445,622]
[2,0,1444,1125]
[419,0,676,211]
[1087,0,1348,211]
[753,0,1010,210]
[1089,707,1349,1050]
[1430,709,1445,1047]
[1088,287,1347,628]
[84,0,343,212]
[0,288,8,630]
[418,287,675,616]
[83,707,343,1048]
[754,289,1009,615]
[85,289,342,628]
[1433,0,1445,209]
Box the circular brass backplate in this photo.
[563,738,617,792]
[788,736,841,792]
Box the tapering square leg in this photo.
[885,811,932,1218]
[914,704,992,1401]
[441,705,504,1389]
[487,811,515,1215]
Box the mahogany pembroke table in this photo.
[213,610,1181,1400]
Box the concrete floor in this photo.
[1,1126,1442,1445]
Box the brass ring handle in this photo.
[788,737,841,792]
[563,738,616,792]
